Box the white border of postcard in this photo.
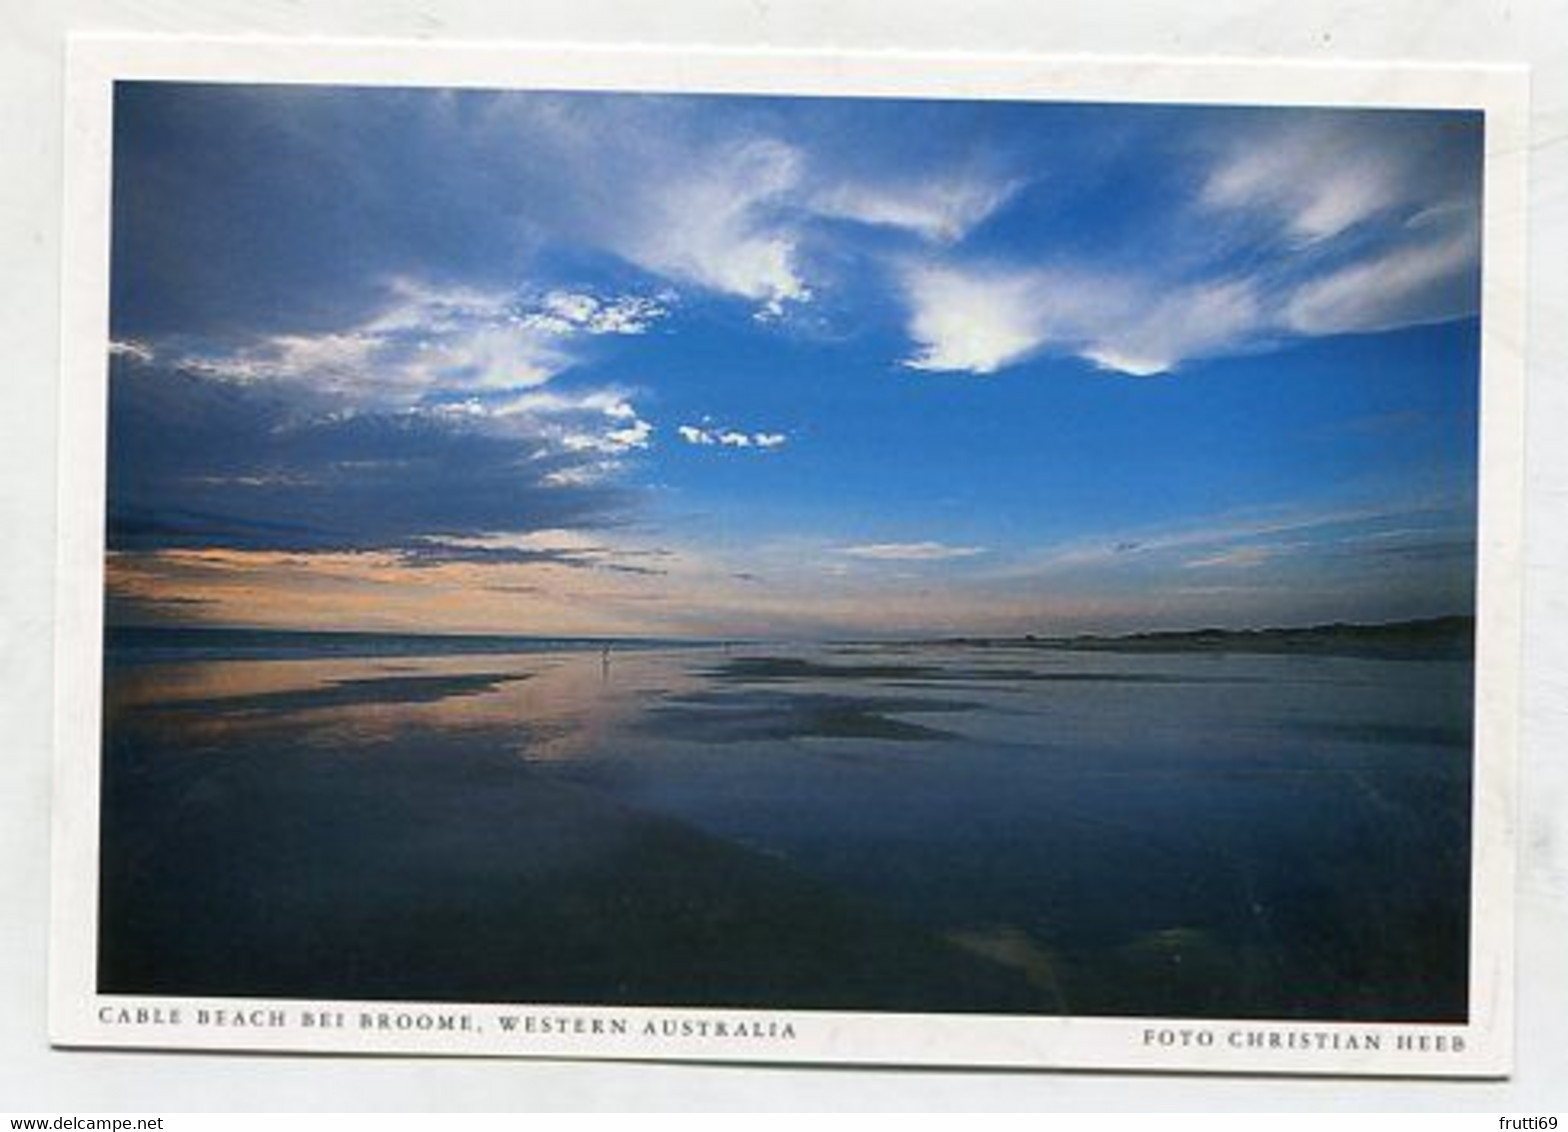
[50,34,1529,1076]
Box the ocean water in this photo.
[97,633,1473,1020]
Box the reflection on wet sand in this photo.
[115,651,703,760]
[99,640,1473,1019]
[159,670,532,714]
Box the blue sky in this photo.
[105,83,1482,637]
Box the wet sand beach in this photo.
[99,638,1473,1020]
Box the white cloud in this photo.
[1199,119,1429,244]
[181,330,393,389]
[473,388,655,456]
[605,418,654,451]
[810,174,1020,244]
[1078,347,1169,379]
[516,290,670,336]
[624,139,811,316]
[900,264,1264,377]
[1082,280,1263,377]
[562,418,654,455]
[488,388,639,421]
[156,276,670,480]
[893,116,1481,379]
[900,266,1048,374]
[401,323,566,393]
[169,280,669,405]
[842,541,985,561]
[109,339,155,363]
[1283,219,1480,336]
[366,278,513,334]
[1204,145,1396,245]
[901,172,1473,377]
[1196,117,1481,338]
[677,422,789,450]
[474,98,814,318]
[474,100,1015,322]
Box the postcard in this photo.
[50,35,1528,1075]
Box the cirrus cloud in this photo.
[900,264,1265,377]
[897,113,1480,378]
[841,541,985,561]
[171,278,670,406]
[810,173,1021,244]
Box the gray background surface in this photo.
[2,0,1565,1111]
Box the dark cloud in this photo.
[391,545,600,569]
[103,591,219,627]
[106,361,631,554]
[596,562,668,577]
[110,83,529,341]
[391,544,664,575]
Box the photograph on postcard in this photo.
[51,43,1525,1074]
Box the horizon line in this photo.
[105,612,1477,646]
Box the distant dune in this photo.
[951,615,1475,661]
